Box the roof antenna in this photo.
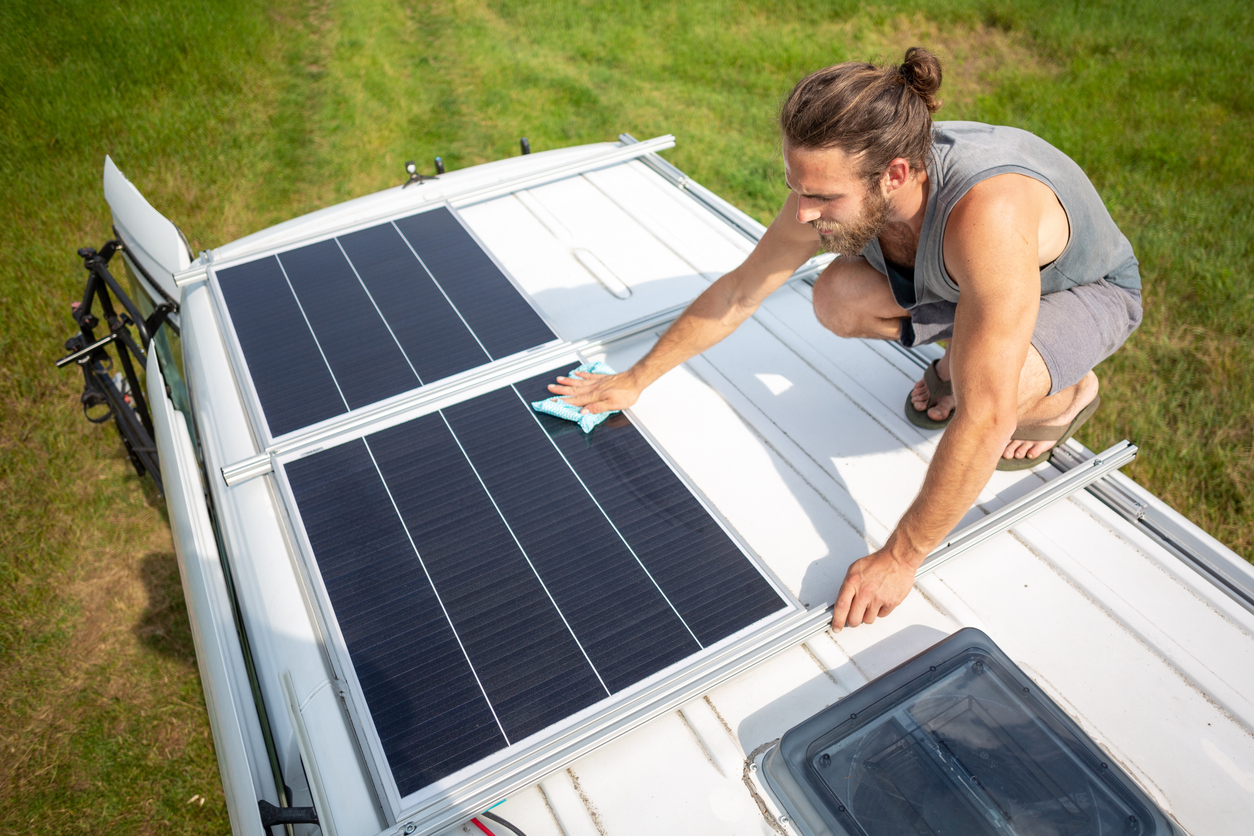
[402,160,440,188]
[520,137,531,155]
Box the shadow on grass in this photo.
[135,550,197,664]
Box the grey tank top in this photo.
[862,122,1140,308]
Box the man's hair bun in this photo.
[780,45,945,177]
[899,47,942,114]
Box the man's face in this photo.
[783,143,891,256]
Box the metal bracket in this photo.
[258,799,318,831]
[401,160,440,188]
[174,264,209,288]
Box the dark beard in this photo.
[813,184,891,256]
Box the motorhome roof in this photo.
[115,137,1254,836]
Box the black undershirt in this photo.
[884,258,918,347]
[884,258,917,308]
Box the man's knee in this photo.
[812,271,851,336]
[812,258,901,340]
[812,261,866,337]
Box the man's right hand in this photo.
[548,370,643,415]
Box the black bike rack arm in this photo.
[57,239,179,492]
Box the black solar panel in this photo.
[214,256,347,436]
[513,371,787,646]
[393,208,556,361]
[216,206,557,439]
[278,239,420,409]
[284,369,788,798]
[283,439,506,788]
[337,223,491,383]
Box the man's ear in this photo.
[883,158,913,192]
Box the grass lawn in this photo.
[2,0,1250,832]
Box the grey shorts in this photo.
[902,279,1143,395]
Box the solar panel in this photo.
[282,366,788,799]
[278,238,420,409]
[211,256,347,436]
[393,209,556,360]
[215,206,557,439]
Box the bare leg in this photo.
[813,259,1099,461]
[908,344,1099,461]
[1004,353,1099,462]
[811,257,910,340]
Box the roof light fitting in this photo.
[402,159,440,188]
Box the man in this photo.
[548,47,1142,631]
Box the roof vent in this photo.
[759,628,1175,835]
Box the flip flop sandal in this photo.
[996,394,1102,471]
[905,359,954,429]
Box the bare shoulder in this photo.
[947,174,1066,272]
[944,174,1051,290]
[948,173,1054,232]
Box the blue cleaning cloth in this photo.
[531,361,619,433]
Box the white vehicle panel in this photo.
[149,349,271,836]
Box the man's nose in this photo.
[796,197,822,224]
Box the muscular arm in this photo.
[832,176,1046,629]
[548,192,820,412]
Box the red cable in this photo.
[471,818,496,836]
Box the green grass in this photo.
[1,0,1250,832]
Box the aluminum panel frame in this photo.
[210,136,679,268]
[205,201,562,450]
[265,358,806,829]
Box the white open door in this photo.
[103,155,191,306]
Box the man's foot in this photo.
[906,355,955,428]
[998,372,1101,469]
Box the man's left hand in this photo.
[831,549,918,631]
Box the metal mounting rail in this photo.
[447,134,677,208]
[916,439,1139,576]
[873,341,1247,606]
[218,267,827,487]
[665,442,1140,652]
[884,332,1250,616]
[788,440,1138,634]
[189,136,680,274]
[619,132,769,244]
[1051,443,1254,616]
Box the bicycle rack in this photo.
[56,239,178,494]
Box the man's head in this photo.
[784,144,894,256]
[780,47,943,253]
[781,46,943,178]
